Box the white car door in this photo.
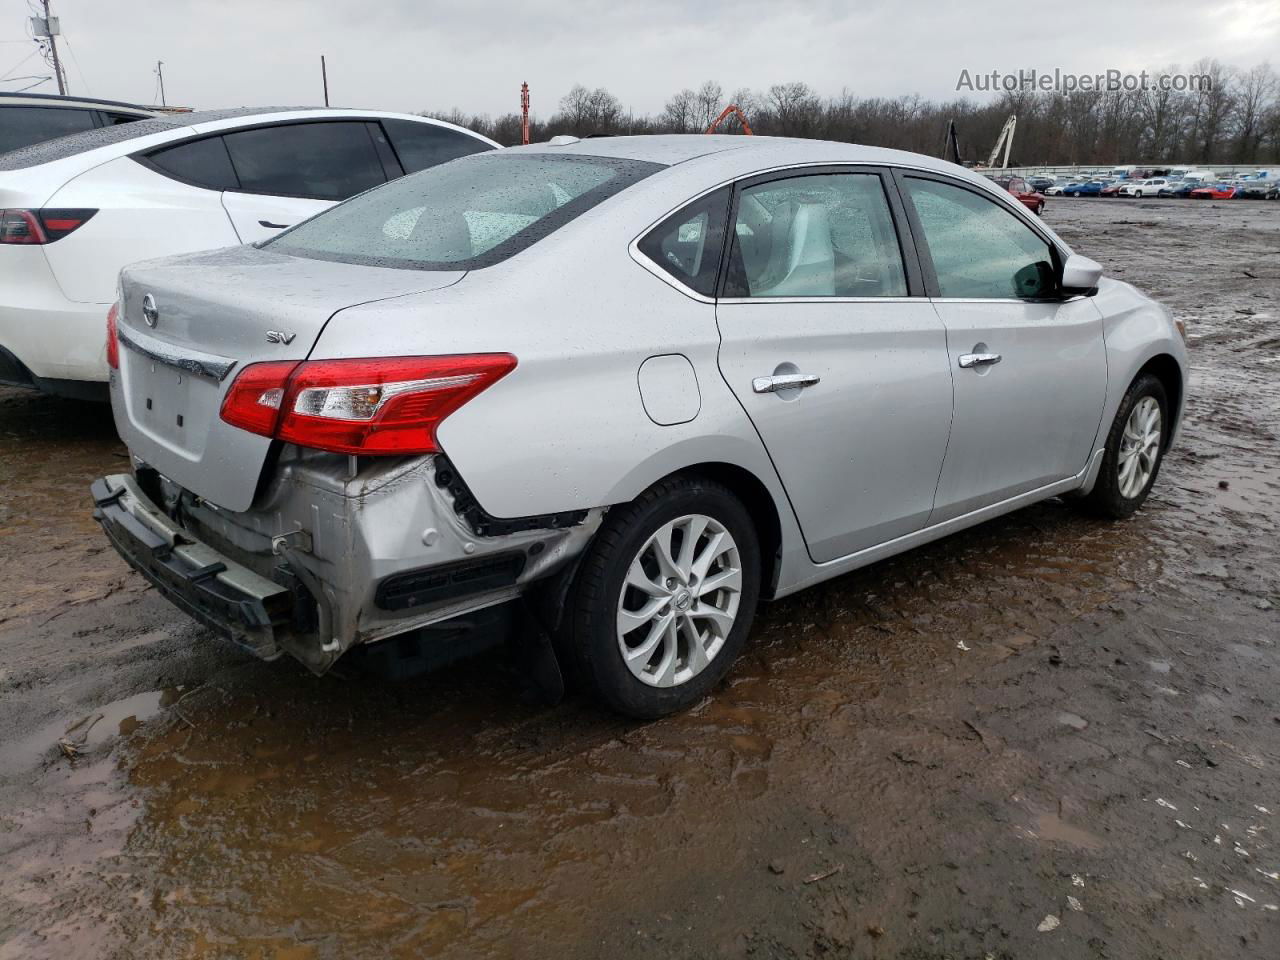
[898,174,1108,523]
[714,169,954,563]
[217,120,391,243]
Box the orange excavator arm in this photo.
[706,105,753,136]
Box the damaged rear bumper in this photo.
[91,474,295,659]
[91,455,603,674]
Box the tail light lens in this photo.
[0,208,97,244]
[220,354,517,455]
[106,302,120,370]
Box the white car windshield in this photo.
[266,152,664,271]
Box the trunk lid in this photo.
[113,245,464,511]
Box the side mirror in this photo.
[1060,253,1103,296]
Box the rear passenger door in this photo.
[713,168,954,563]
[218,121,391,242]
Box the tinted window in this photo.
[222,122,386,200]
[145,136,239,190]
[904,178,1056,299]
[382,119,492,173]
[725,173,908,298]
[637,187,730,297]
[101,112,146,126]
[267,152,663,271]
[0,106,97,154]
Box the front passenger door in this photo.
[900,174,1108,523]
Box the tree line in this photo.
[426,59,1280,167]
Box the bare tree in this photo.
[696,81,724,129]
[661,89,698,132]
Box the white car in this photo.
[1044,180,1079,196]
[1121,178,1168,197]
[0,107,497,398]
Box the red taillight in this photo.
[0,208,97,244]
[106,303,120,370]
[220,355,517,455]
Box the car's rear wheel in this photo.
[563,476,761,718]
[1076,373,1168,519]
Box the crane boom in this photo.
[986,115,1017,169]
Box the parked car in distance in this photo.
[1158,180,1197,198]
[91,135,1188,718]
[0,107,497,399]
[1044,179,1081,196]
[1239,181,1279,200]
[1100,181,1128,197]
[992,176,1046,214]
[1121,178,1170,197]
[1190,184,1237,199]
[1063,180,1110,196]
[1027,175,1055,192]
[0,92,159,154]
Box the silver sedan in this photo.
[93,135,1188,717]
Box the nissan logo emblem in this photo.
[141,293,159,327]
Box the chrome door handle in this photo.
[752,373,821,394]
[958,352,1002,369]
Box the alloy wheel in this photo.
[616,514,742,688]
[1118,396,1162,499]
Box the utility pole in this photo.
[39,0,66,95]
[321,55,329,106]
[155,61,166,107]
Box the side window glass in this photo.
[145,136,239,191]
[904,178,1057,299]
[222,122,386,201]
[724,173,908,298]
[636,187,730,298]
[382,119,493,174]
[0,106,96,153]
[101,112,144,127]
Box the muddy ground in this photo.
[1,198,1278,960]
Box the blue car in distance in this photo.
[1158,180,1197,198]
[1062,179,1111,197]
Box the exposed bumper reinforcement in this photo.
[90,474,296,660]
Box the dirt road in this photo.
[2,198,1278,959]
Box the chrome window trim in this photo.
[717,296,921,306]
[629,159,1063,303]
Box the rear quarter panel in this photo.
[43,157,239,304]
[312,218,795,524]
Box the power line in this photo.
[60,33,89,95]
[0,48,39,81]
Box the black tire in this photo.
[561,475,761,718]
[1076,373,1169,519]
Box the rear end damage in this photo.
[93,451,601,673]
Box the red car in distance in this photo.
[1190,184,1237,199]
[993,176,1046,215]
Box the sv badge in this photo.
[265,330,297,345]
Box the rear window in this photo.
[0,106,98,154]
[266,152,665,271]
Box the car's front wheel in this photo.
[1076,373,1169,519]
[563,476,761,718]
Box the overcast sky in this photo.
[2,0,1277,117]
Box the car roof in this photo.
[520,134,986,180]
[0,107,495,172]
[0,91,158,114]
